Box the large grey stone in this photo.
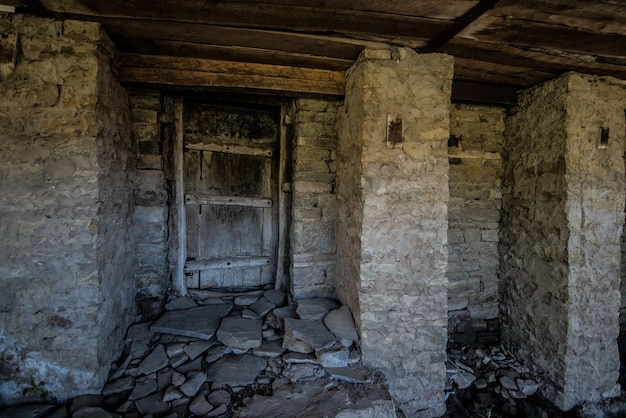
[217,317,263,350]
[324,305,359,344]
[296,298,339,320]
[208,389,231,406]
[151,304,232,340]
[317,347,349,368]
[207,354,267,386]
[72,407,113,418]
[284,318,337,351]
[138,344,169,374]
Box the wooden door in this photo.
[183,101,279,290]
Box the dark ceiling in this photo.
[3,0,626,105]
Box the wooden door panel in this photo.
[182,101,279,290]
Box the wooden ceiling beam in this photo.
[118,54,345,97]
[451,80,518,106]
[421,0,501,53]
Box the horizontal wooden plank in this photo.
[41,0,450,41]
[119,54,345,96]
[461,15,626,58]
[185,142,273,157]
[186,256,271,270]
[453,56,556,87]
[445,38,626,82]
[185,194,272,208]
[115,37,355,71]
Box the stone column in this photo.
[500,73,626,410]
[336,48,453,417]
[0,14,135,403]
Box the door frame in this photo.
[168,95,291,295]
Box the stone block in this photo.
[481,229,499,242]
[135,169,165,191]
[293,181,334,194]
[133,206,168,224]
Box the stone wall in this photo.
[290,98,340,299]
[447,104,505,345]
[128,89,170,313]
[0,13,135,403]
[337,48,452,417]
[500,73,626,410]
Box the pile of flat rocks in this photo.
[1,290,395,418]
[445,345,559,417]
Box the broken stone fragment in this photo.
[180,371,208,397]
[151,303,232,340]
[208,389,231,406]
[234,294,261,306]
[102,376,134,396]
[296,298,339,320]
[165,296,197,311]
[272,305,299,330]
[242,309,262,319]
[283,318,337,351]
[128,376,157,400]
[207,354,267,386]
[316,346,349,368]
[168,352,188,368]
[135,392,170,415]
[165,342,186,358]
[126,322,153,342]
[499,375,518,390]
[73,406,114,418]
[138,344,169,375]
[250,297,276,317]
[323,305,359,345]
[208,403,228,417]
[171,371,185,387]
[217,317,263,350]
[283,363,322,382]
[205,345,232,364]
[326,366,373,384]
[451,369,475,390]
[516,378,538,396]
[183,340,215,360]
[253,340,285,358]
[283,352,319,364]
[190,394,214,416]
[264,289,287,307]
[163,385,184,402]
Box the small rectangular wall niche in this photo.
[599,127,609,149]
[386,113,403,148]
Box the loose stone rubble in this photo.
[0,292,396,418]
[444,345,626,418]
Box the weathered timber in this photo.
[171,97,187,295]
[184,142,273,157]
[422,0,501,52]
[454,56,556,87]
[186,257,272,271]
[185,194,272,208]
[40,0,450,41]
[119,54,345,96]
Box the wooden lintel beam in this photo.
[119,54,345,96]
[451,80,519,107]
[421,0,501,53]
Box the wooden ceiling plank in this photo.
[119,54,345,96]
[454,56,556,86]
[115,38,354,71]
[460,16,626,58]
[493,0,626,36]
[422,0,501,52]
[40,0,450,41]
[90,17,385,59]
[444,38,626,81]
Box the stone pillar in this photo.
[336,48,453,417]
[0,14,135,403]
[500,73,626,410]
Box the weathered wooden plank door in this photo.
[183,101,279,290]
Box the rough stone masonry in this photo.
[0,13,135,403]
[500,72,626,410]
[336,47,453,417]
